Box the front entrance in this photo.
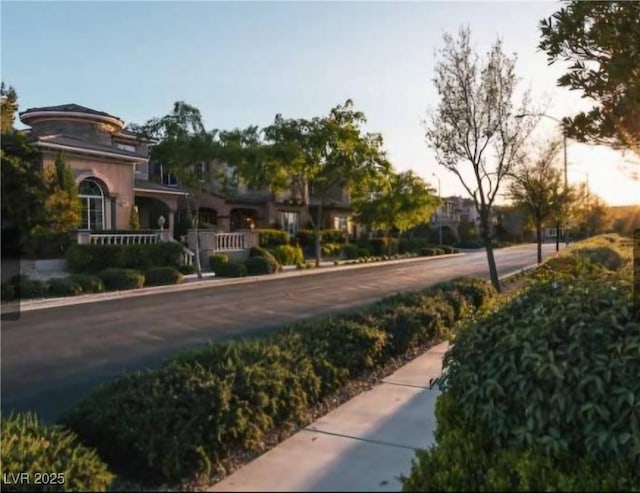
[230,208,258,231]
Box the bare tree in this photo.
[426,27,537,291]
[507,139,565,264]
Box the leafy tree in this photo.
[256,100,390,266]
[539,1,640,156]
[568,183,610,239]
[141,102,219,278]
[1,85,49,255]
[41,152,82,233]
[507,140,566,263]
[1,82,18,133]
[354,169,440,251]
[425,27,537,291]
[1,132,48,254]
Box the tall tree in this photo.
[425,27,537,291]
[141,102,218,278]
[539,1,640,157]
[507,140,566,263]
[1,82,18,133]
[354,169,440,251]
[41,152,82,233]
[568,183,610,239]
[258,100,391,266]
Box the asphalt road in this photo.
[1,244,559,421]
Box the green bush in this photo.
[572,246,625,271]
[209,254,229,273]
[67,274,105,293]
[47,277,83,297]
[1,412,114,491]
[23,230,73,260]
[368,237,399,256]
[341,244,360,259]
[270,245,304,265]
[64,341,321,485]
[245,256,279,275]
[2,282,16,302]
[257,229,290,248]
[14,277,47,300]
[420,248,436,256]
[98,268,144,291]
[144,267,183,286]
[177,264,196,275]
[216,262,248,278]
[358,247,370,258]
[321,242,343,257]
[296,229,346,248]
[66,242,184,274]
[404,243,638,491]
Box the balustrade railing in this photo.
[89,233,160,245]
[214,233,246,252]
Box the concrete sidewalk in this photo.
[207,341,449,492]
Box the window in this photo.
[334,216,348,231]
[159,163,178,187]
[116,142,136,153]
[279,211,300,236]
[79,179,105,230]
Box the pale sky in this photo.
[2,0,638,205]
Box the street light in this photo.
[432,173,442,245]
[515,112,568,250]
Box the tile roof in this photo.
[35,134,147,159]
[20,104,122,121]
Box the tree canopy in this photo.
[354,170,440,237]
[540,1,640,156]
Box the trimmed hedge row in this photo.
[66,243,184,274]
[2,265,184,301]
[269,245,304,266]
[403,235,639,491]
[61,277,496,486]
[1,412,114,491]
[256,229,290,249]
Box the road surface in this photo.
[1,244,558,421]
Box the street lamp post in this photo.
[516,112,568,251]
[432,173,442,245]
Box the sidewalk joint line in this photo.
[302,427,420,451]
[380,381,434,390]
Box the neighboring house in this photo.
[20,103,357,238]
[430,196,483,239]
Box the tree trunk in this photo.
[193,206,203,279]
[314,202,323,267]
[481,213,501,293]
[555,222,560,252]
[536,221,543,264]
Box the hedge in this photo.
[62,276,496,487]
[217,263,248,278]
[368,237,399,256]
[1,412,114,491]
[257,229,290,249]
[296,229,346,248]
[66,242,184,274]
[269,245,304,266]
[47,277,83,297]
[245,256,279,275]
[209,254,229,273]
[98,268,145,291]
[403,235,639,491]
[144,267,183,286]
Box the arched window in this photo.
[79,179,105,230]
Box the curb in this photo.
[9,253,466,313]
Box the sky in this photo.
[2,0,638,206]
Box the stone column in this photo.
[76,230,91,245]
